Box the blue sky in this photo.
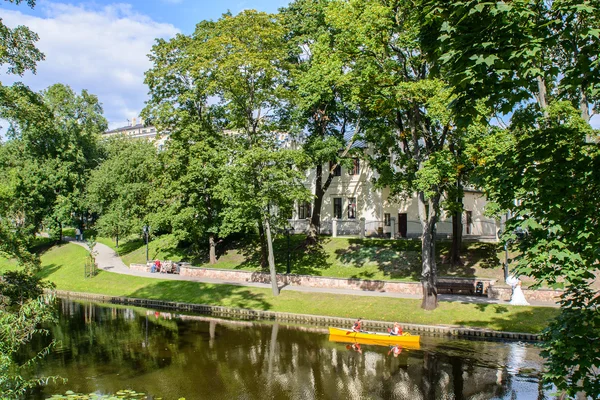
[0,0,290,129]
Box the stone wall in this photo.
[145,265,561,303]
[180,266,424,295]
[130,263,151,272]
[488,285,562,303]
[180,267,494,296]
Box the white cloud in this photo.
[1,2,180,129]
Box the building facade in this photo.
[290,157,498,240]
[103,119,168,149]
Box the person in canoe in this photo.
[388,322,402,336]
[388,345,403,358]
[352,318,363,332]
[346,343,362,353]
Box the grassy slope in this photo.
[110,234,509,283]
[0,243,558,333]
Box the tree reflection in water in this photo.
[23,300,549,400]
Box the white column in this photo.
[332,219,338,237]
[390,217,396,239]
[359,218,365,239]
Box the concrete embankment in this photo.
[55,290,543,342]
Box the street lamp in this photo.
[142,225,150,263]
[284,225,295,274]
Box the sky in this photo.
[1,0,288,129]
[1,0,599,131]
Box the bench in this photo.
[437,279,486,296]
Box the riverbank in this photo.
[56,290,544,341]
[0,243,558,334]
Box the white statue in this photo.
[506,275,530,306]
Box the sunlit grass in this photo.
[0,243,558,334]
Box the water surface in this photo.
[25,300,550,399]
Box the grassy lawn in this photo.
[108,234,510,283]
[0,243,558,334]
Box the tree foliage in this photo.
[424,0,600,396]
[87,138,157,243]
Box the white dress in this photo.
[506,275,530,306]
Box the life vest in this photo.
[353,320,362,331]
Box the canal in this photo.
[24,299,550,399]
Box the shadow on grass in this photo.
[455,304,558,333]
[128,280,272,311]
[335,238,421,280]
[115,238,145,256]
[227,234,332,276]
[437,242,500,277]
[37,263,60,279]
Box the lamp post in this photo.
[284,226,295,274]
[142,225,150,263]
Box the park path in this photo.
[66,238,558,308]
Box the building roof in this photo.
[104,123,146,134]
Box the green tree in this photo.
[143,32,228,264]
[477,103,599,398]
[87,138,157,246]
[424,0,600,395]
[281,0,359,244]
[0,83,106,241]
[326,0,463,309]
[190,10,310,294]
[0,0,44,78]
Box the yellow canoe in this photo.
[328,327,420,345]
[329,334,421,350]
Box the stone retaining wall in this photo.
[180,266,424,295]
[55,290,541,341]
[178,266,561,303]
[488,286,563,303]
[180,267,495,295]
[130,263,151,272]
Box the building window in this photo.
[465,210,473,235]
[347,197,357,219]
[329,161,341,177]
[349,158,360,175]
[333,198,342,219]
[298,201,311,219]
[384,213,391,226]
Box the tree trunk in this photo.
[308,164,324,243]
[450,211,463,266]
[209,233,217,264]
[450,180,463,266]
[264,217,279,296]
[116,232,119,248]
[580,86,590,122]
[258,221,268,268]
[537,75,548,116]
[418,192,438,310]
[308,163,335,245]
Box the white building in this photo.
[103,118,168,149]
[290,155,498,240]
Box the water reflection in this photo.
[24,300,551,400]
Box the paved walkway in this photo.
[66,238,558,307]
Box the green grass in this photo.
[0,243,558,334]
[109,234,509,283]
